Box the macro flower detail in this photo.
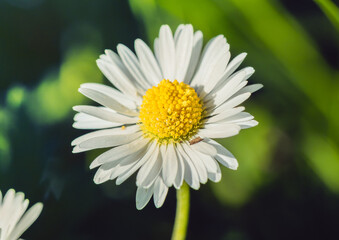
[0,189,43,240]
[139,79,203,143]
[72,24,262,210]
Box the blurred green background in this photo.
[1,0,339,239]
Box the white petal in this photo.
[162,143,178,187]
[206,139,238,170]
[7,202,43,240]
[210,111,258,130]
[96,58,138,99]
[174,24,193,82]
[207,159,222,182]
[89,137,149,169]
[96,147,146,183]
[205,107,245,124]
[2,188,15,202]
[223,52,247,80]
[157,25,176,80]
[136,144,162,188]
[100,51,143,102]
[223,81,249,106]
[210,92,251,116]
[199,123,240,138]
[184,30,203,84]
[201,55,254,97]
[206,66,254,99]
[73,131,142,153]
[176,144,200,190]
[103,49,130,74]
[6,193,28,235]
[74,110,117,121]
[173,145,185,189]
[93,168,112,184]
[238,120,258,129]
[206,81,249,112]
[73,105,138,124]
[154,37,160,66]
[194,150,221,182]
[223,112,254,124]
[232,83,263,97]
[135,39,162,85]
[0,189,15,220]
[199,50,231,97]
[93,146,145,184]
[174,24,185,42]
[189,139,217,156]
[204,67,253,109]
[72,124,139,146]
[136,186,153,210]
[116,141,158,185]
[93,162,119,184]
[80,83,137,109]
[78,87,138,117]
[183,143,208,184]
[117,44,152,90]
[205,66,254,103]
[93,142,146,184]
[73,112,122,129]
[191,35,228,88]
[110,146,148,179]
[153,177,169,208]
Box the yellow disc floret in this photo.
[139,79,204,144]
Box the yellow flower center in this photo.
[139,79,204,144]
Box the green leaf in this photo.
[303,132,339,193]
[314,0,339,32]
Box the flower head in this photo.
[139,79,204,143]
[72,24,262,209]
[0,189,43,240]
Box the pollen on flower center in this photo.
[139,79,204,143]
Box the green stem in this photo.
[171,183,190,240]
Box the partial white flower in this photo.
[72,24,263,210]
[0,189,43,240]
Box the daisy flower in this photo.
[72,24,262,210]
[0,189,43,240]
